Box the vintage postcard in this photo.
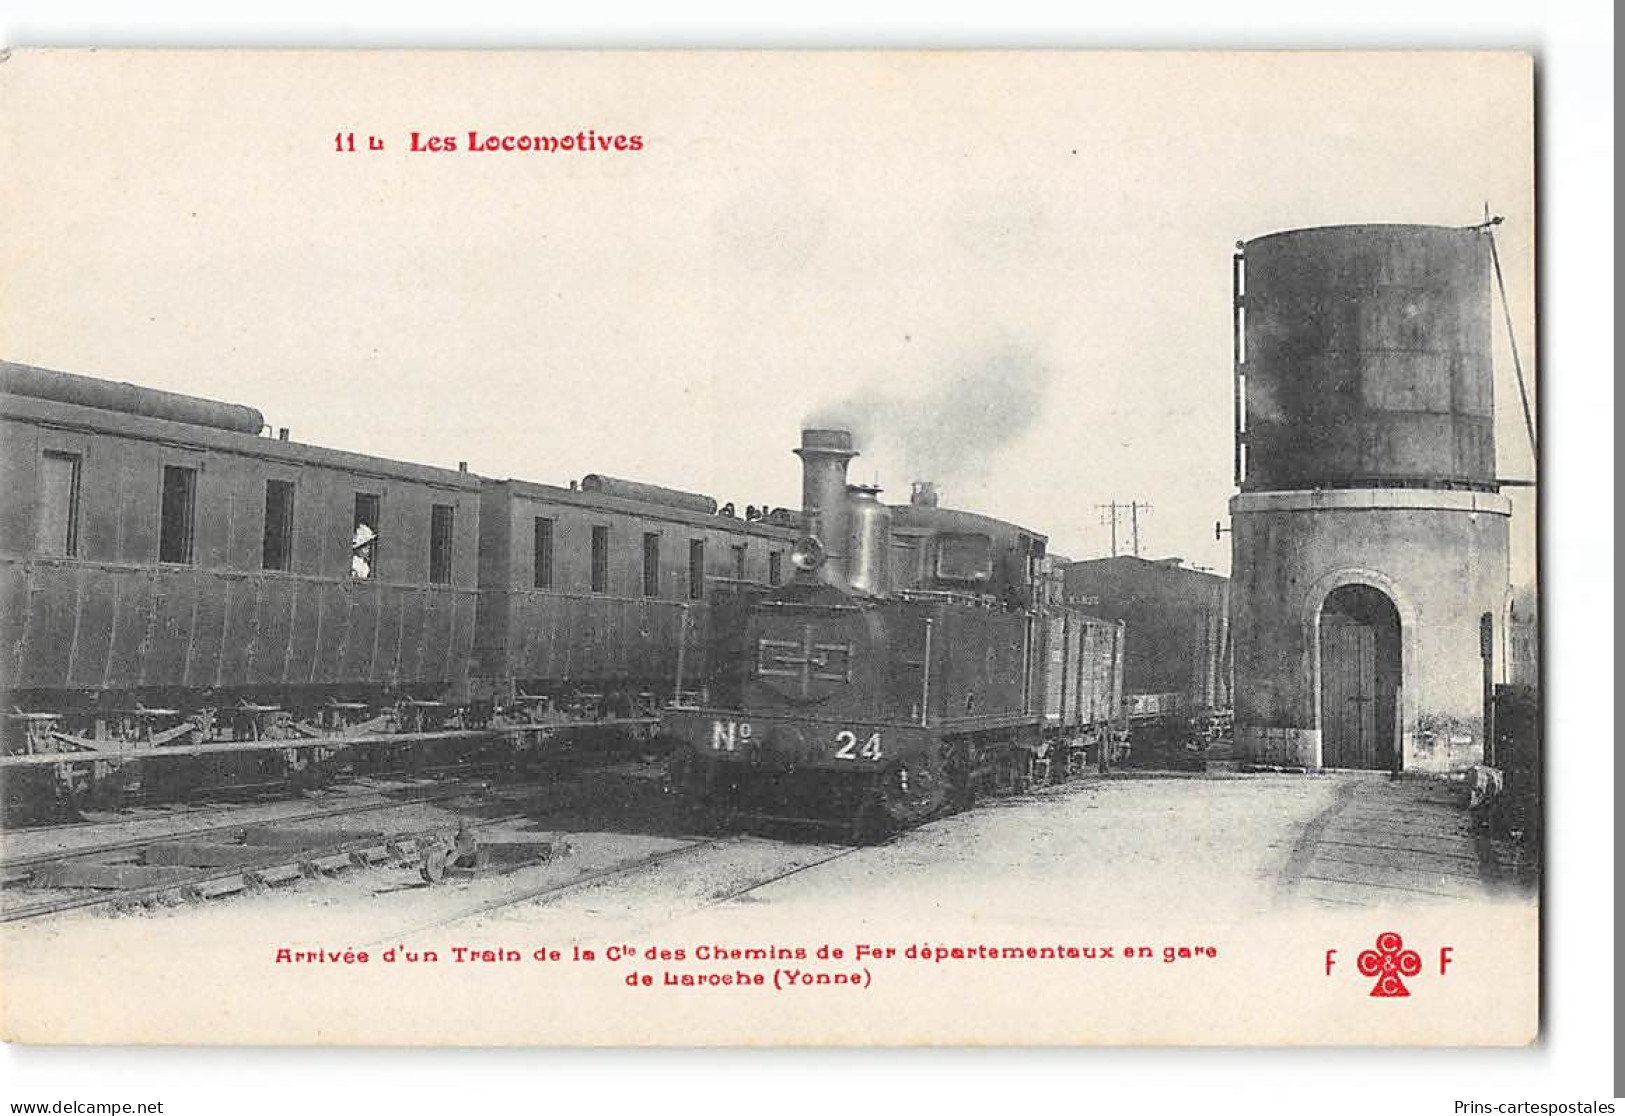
[0,49,1538,1046]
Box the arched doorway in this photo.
[1318,584,1402,770]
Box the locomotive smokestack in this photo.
[795,428,857,587]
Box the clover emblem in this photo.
[1357,931,1423,997]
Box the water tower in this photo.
[1228,224,1512,772]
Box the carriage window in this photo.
[688,539,705,600]
[352,493,380,579]
[533,518,555,589]
[731,544,747,580]
[262,480,295,571]
[642,532,660,598]
[37,451,81,557]
[429,504,455,584]
[590,526,609,593]
[158,465,197,564]
[769,551,783,586]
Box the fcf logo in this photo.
[1325,931,1454,997]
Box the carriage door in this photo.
[1319,584,1401,770]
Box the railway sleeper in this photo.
[14,822,519,922]
[142,842,289,869]
[28,862,199,891]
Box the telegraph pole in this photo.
[1097,500,1152,557]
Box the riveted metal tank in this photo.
[1237,224,1495,493]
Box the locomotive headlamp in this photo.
[790,535,826,572]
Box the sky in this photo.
[0,50,1536,581]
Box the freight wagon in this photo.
[1063,554,1232,756]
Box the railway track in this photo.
[363,836,736,946]
[1,778,487,863]
[369,821,903,946]
[2,758,917,934]
[690,838,883,910]
[0,780,519,923]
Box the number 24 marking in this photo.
[834,730,883,761]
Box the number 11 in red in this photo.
[334,133,385,153]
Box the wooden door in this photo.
[1321,612,1379,768]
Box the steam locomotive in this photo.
[662,429,1126,841]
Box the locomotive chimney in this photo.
[795,428,857,587]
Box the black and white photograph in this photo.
[0,42,1567,1061]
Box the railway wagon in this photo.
[0,362,484,727]
[0,361,809,820]
[1036,599,1127,776]
[0,361,484,813]
[471,475,797,731]
[1062,554,1231,751]
[664,428,1124,840]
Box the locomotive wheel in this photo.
[10,769,69,825]
[639,732,679,766]
[943,740,976,814]
[687,796,735,836]
[80,766,134,814]
[879,758,949,831]
[1007,752,1033,795]
[953,776,976,814]
[676,776,736,835]
[666,749,735,835]
[147,756,205,804]
[284,755,332,796]
[848,791,890,846]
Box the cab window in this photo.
[935,532,993,581]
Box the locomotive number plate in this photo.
[710,719,753,752]
[833,730,883,761]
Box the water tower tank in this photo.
[1238,224,1495,492]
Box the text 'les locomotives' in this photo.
[333,131,645,154]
